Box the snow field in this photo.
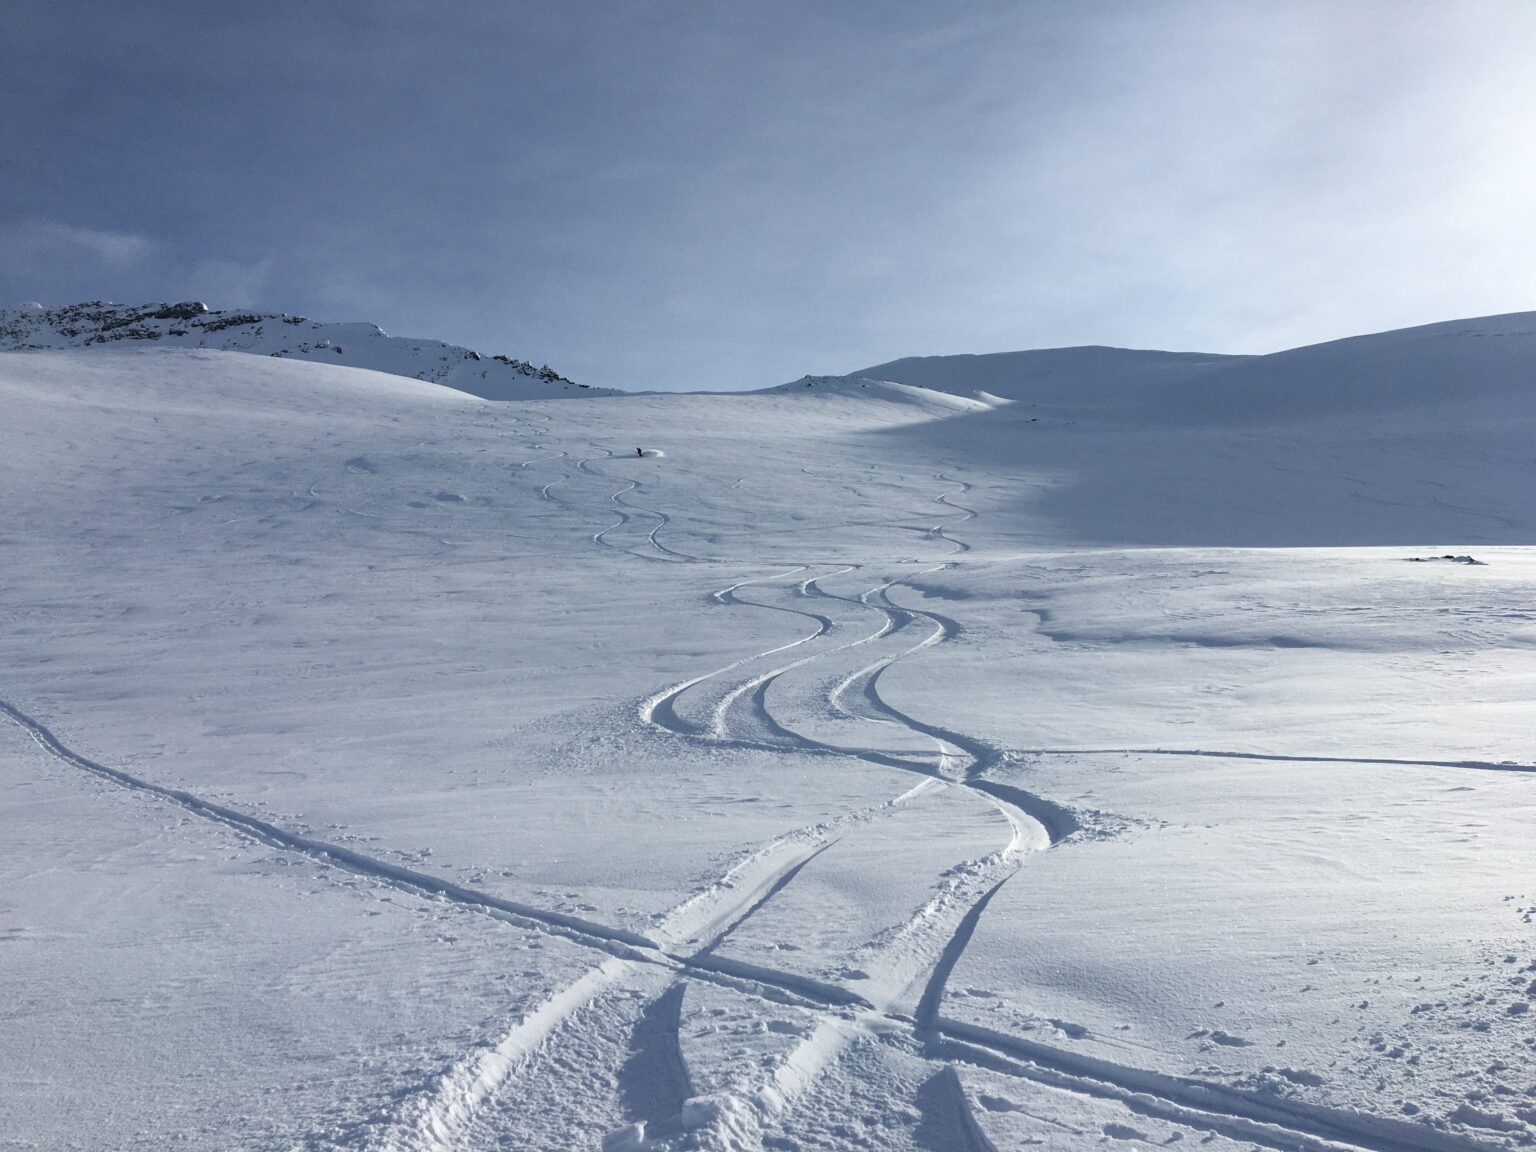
[0,343,1532,1149]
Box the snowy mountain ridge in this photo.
[0,300,613,400]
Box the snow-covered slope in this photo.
[1143,310,1536,426]
[851,345,1244,409]
[845,312,1536,427]
[786,312,1536,546]
[1,335,1532,1151]
[0,299,611,399]
[767,373,1000,413]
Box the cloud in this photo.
[6,6,1536,387]
[0,217,277,313]
[0,218,155,270]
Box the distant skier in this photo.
[636,447,643,457]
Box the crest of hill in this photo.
[843,312,1536,427]
[763,374,998,412]
[0,300,613,400]
[852,346,1242,408]
[1141,311,1536,427]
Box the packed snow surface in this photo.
[1,321,1533,1151]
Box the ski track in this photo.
[616,983,694,1137]
[913,875,1012,1034]
[609,468,1494,1152]
[688,569,1079,847]
[517,447,567,468]
[387,958,634,1152]
[368,467,1057,1146]
[13,447,1513,1152]
[933,1065,1002,1152]
[0,691,970,1150]
[0,698,662,956]
[1020,746,1536,775]
[690,840,840,958]
[602,472,1093,1146]
[384,816,912,1150]
[575,439,694,563]
[932,1024,1497,1152]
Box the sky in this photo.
[4,1,1536,392]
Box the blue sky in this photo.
[4,1,1535,391]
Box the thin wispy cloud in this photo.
[0,218,275,312]
[1,219,154,274]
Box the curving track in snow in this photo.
[8,433,1508,1152]
[575,440,695,564]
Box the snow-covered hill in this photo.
[768,373,1000,413]
[842,312,1536,426]
[0,299,612,400]
[762,313,1536,546]
[1,324,1533,1150]
[850,345,1245,410]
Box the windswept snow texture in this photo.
[1,326,1533,1152]
[0,299,609,399]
